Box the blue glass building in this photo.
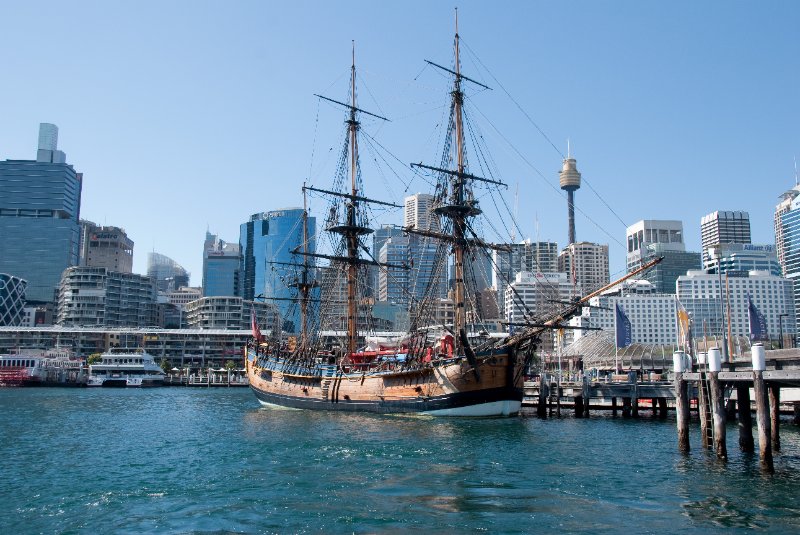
[0,124,82,304]
[239,208,317,333]
[147,252,190,293]
[781,204,800,333]
[202,232,240,297]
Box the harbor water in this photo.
[2,388,799,534]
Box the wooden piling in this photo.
[582,377,590,417]
[537,375,547,419]
[556,385,562,417]
[725,398,737,421]
[675,373,690,453]
[698,374,711,449]
[753,370,774,473]
[622,397,632,418]
[611,397,617,416]
[736,384,754,453]
[708,372,727,460]
[658,398,668,418]
[574,394,584,418]
[769,384,781,452]
[794,402,800,425]
[629,372,638,417]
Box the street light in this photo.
[778,312,789,349]
[711,246,729,362]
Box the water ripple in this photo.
[1,388,800,533]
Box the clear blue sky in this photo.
[1,1,798,286]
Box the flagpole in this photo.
[674,296,680,351]
[614,304,619,374]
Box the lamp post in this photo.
[711,246,729,362]
[778,313,788,349]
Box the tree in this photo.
[160,358,173,374]
[87,353,103,365]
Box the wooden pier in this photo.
[524,344,800,473]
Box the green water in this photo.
[1,387,798,533]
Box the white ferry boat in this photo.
[87,348,165,387]
[0,348,87,386]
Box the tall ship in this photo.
[245,16,658,416]
[87,348,165,387]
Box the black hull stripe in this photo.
[249,384,522,414]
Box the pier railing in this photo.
[164,372,249,387]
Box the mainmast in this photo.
[416,10,501,353]
[345,44,360,357]
[452,10,467,345]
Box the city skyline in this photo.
[1,2,798,286]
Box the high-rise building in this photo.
[626,219,700,294]
[36,123,66,164]
[376,233,445,316]
[638,243,701,294]
[504,271,574,324]
[780,194,800,334]
[557,242,610,295]
[378,235,411,307]
[239,208,316,333]
[403,193,447,303]
[492,240,559,312]
[711,244,781,277]
[460,248,493,293]
[626,220,685,271]
[0,274,27,326]
[404,193,440,232]
[0,123,82,303]
[147,252,190,293]
[79,221,134,273]
[202,231,240,297]
[369,225,404,297]
[700,210,751,270]
[56,267,157,327]
[775,185,800,274]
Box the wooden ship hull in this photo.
[245,347,523,416]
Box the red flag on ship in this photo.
[251,306,263,342]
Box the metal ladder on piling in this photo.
[700,373,714,448]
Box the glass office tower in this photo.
[239,208,317,333]
[0,124,82,304]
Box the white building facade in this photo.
[676,270,796,342]
[504,272,574,325]
[569,282,678,346]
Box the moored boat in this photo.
[0,348,87,387]
[87,348,165,387]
